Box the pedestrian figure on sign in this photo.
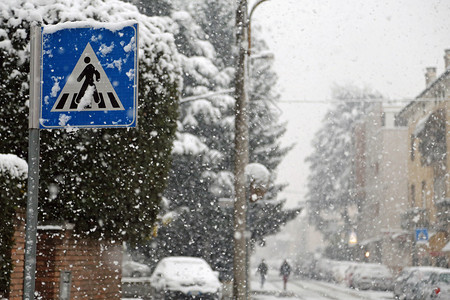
[74,56,103,108]
[256,259,268,289]
[279,259,291,291]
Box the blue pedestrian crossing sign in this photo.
[39,21,138,129]
[416,228,429,244]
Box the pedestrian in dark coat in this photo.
[279,259,291,290]
[256,259,268,288]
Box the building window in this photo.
[411,184,416,206]
[374,202,380,216]
[394,115,400,127]
[410,135,415,161]
[421,181,426,209]
[434,176,446,203]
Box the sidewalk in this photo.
[251,277,296,298]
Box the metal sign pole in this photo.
[23,26,41,300]
[23,128,40,300]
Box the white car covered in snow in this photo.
[351,263,393,291]
[149,256,222,299]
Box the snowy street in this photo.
[250,273,393,300]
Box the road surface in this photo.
[251,273,394,300]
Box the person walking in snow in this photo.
[279,259,291,290]
[257,259,268,288]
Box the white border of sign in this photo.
[35,21,139,129]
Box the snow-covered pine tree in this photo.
[305,84,381,260]
[131,5,237,276]
[189,0,299,259]
[132,0,299,279]
[129,0,173,16]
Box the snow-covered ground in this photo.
[121,272,394,300]
[250,273,394,300]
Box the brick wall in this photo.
[35,228,122,299]
[8,211,26,300]
[8,216,122,299]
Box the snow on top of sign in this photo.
[42,20,137,34]
[0,154,28,179]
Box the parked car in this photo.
[122,260,152,278]
[419,268,450,300]
[345,263,387,289]
[330,261,359,283]
[394,267,421,300]
[149,256,222,299]
[314,258,334,281]
[351,264,393,291]
[403,267,439,300]
[345,264,360,288]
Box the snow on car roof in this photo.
[158,257,212,278]
[161,256,209,264]
[152,256,220,291]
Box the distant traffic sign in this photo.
[416,228,429,243]
[39,21,138,128]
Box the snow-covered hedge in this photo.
[0,155,27,296]
[0,154,27,179]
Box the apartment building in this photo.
[355,102,409,271]
[397,49,450,267]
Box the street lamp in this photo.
[233,0,271,299]
[247,0,272,57]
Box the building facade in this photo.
[397,49,450,268]
[355,102,409,271]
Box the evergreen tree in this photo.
[128,0,173,16]
[134,6,238,275]
[186,0,236,67]
[131,0,300,279]
[305,84,381,259]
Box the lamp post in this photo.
[233,1,271,299]
[232,1,249,298]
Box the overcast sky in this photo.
[250,0,450,207]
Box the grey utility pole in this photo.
[233,0,249,299]
[23,26,41,300]
[233,1,273,298]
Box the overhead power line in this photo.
[180,90,447,105]
[277,97,448,104]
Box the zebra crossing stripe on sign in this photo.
[51,43,124,112]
